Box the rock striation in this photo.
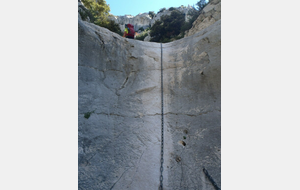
[78,2,221,189]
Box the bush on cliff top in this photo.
[149,0,209,43]
[80,0,122,35]
[150,10,185,43]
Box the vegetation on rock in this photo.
[148,11,156,19]
[150,10,185,43]
[150,0,209,43]
[79,0,209,41]
[80,0,122,35]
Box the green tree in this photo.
[135,32,149,41]
[81,0,110,23]
[196,0,209,11]
[179,0,209,37]
[157,8,166,14]
[168,7,176,11]
[81,0,121,35]
[148,11,156,19]
[150,10,185,43]
[180,7,199,34]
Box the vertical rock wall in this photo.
[163,20,221,190]
[78,18,162,190]
[78,15,221,190]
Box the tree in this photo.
[157,8,166,14]
[196,0,208,11]
[150,10,185,43]
[81,0,121,35]
[81,0,110,22]
[148,11,156,19]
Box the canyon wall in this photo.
[78,4,221,189]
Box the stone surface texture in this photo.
[78,1,221,189]
[185,0,221,37]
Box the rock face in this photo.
[185,0,221,37]
[108,6,194,32]
[108,13,152,32]
[78,7,221,190]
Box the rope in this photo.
[159,43,164,190]
[203,167,220,190]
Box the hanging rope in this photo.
[159,43,164,190]
[203,167,220,190]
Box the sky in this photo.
[106,0,206,16]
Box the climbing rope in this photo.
[203,167,220,190]
[159,43,164,190]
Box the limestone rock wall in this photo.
[185,0,221,37]
[108,6,194,32]
[108,13,152,32]
[163,19,221,189]
[78,18,162,190]
[78,11,221,190]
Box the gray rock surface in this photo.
[78,9,221,190]
[185,0,221,37]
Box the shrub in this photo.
[135,32,149,41]
[79,9,88,21]
[150,10,185,43]
[178,0,209,37]
[78,5,95,22]
[169,7,176,11]
[148,11,156,19]
[138,27,145,32]
[196,0,209,11]
[99,19,122,35]
[84,110,95,119]
[81,0,122,35]
[157,8,166,14]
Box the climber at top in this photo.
[123,24,135,39]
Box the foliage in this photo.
[79,9,88,21]
[84,110,95,119]
[148,11,156,19]
[99,19,122,35]
[196,0,209,11]
[81,0,110,21]
[78,5,95,22]
[157,8,166,14]
[168,7,176,11]
[81,0,121,35]
[179,0,209,37]
[180,7,200,34]
[138,27,144,32]
[135,31,149,41]
[150,10,185,43]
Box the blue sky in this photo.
[106,0,205,16]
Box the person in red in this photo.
[122,24,135,39]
